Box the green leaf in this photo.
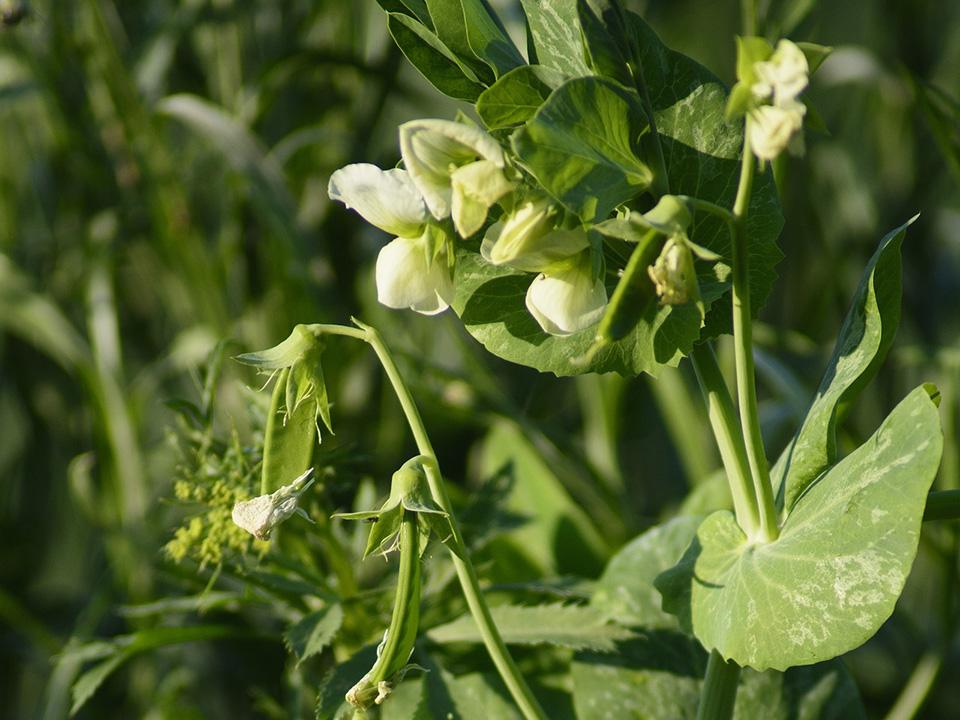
[657,386,943,671]
[460,0,525,78]
[427,603,634,651]
[576,0,631,85]
[71,654,128,717]
[770,220,911,515]
[592,515,704,629]
[376,0,433,26]
[261,368,317,493]
[387,13,486,102]
[572,638,865,720]
[427,670,524,720]
[285,604,344,664]
[573,516,866,719]
[380,676,432,720]
[519,0,591,77]
[479,422,608,576]
[315,645,379,720]
[476,65,567,130]
[423,0,496,84]
[511,76,652,221]
[69,626,248,716]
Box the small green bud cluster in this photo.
[328,119,608,337]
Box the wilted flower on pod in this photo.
[328,163,455,315]
[231,468,315,540]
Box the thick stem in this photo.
[697,650,741,720]
[690,345,760,535]
[327,322,546,720]
[730,130,779,543]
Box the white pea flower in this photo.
[479,197,589,273]
[375,230,454,315]
[232,469,315,540]
[525,251,607,336]
[399,119,510,229]
[329,163,455,315]
[751,39,809,105]
[748,100,806,161]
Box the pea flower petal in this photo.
[328,163,428,238]
[525,252,607,336]
[375,234,454,315]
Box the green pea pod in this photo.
[346,509,421,709]
[261,367,317,494]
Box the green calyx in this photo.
[333,456,457,559]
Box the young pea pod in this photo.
[334,457,457,710]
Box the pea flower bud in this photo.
[751,39,809,105]
[481,197,591,272]
[648,237,700,305]
[748,100,806,161]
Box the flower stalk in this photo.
[309,321,547,720]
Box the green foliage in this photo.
[770,220,911,514]
[427,603,635,651]
[658,387,942,670]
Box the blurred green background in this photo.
[1,0,958,718]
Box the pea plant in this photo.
[59,1,959,719]
[238,1,950,717]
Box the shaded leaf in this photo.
[387,13,486,102]
[285,604,344,664]
[427,603,634,651]
[476,65,567,129]
[315,645,379,720]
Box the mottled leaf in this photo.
[657,386,942,671]
[511,76,652,221]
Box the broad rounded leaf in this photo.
[657,386,943,671]
[573,515,865,719]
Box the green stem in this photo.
[316,321,546,720]
[689,345,760,535]
[730,129,779,543]
[883,652,942,720]
[697,650,741,720]
[740,0,758,36]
